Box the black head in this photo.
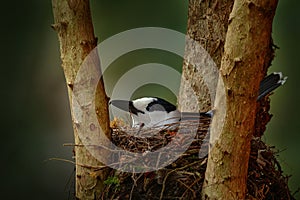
[109,99,144,115]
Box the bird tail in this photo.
[258,72,287,100]
[180,72,287,119]
[180,111,213,120]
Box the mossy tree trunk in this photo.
[179,0,278,199]
[52,0,110,199]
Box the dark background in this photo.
[1,0,299,199]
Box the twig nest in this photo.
[101,119,295,200]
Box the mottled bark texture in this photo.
[178,0,234,112]
[52,0,110,199]
[202,0,278,199]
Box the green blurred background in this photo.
[1,0,299,199]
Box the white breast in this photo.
[131,110,181,128]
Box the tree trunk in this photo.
[179,0,278,199]
[178,0,234,112]
[202,0,278,199]
[52,0,110,199]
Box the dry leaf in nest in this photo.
[110,117,127,129]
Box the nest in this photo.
[100,119,295,200]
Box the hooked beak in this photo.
[109,100,132,112]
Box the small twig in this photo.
[64,142,130,153]
[48,157,75,164]
[178,179,196,198]
[129,173,143,200]
[159,160,202,200]
[63,143,81,146]
[48,157,107,170]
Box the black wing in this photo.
[258,72,287,100]
[146,97,177,113]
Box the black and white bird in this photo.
[110,72,287,128]
[110,97,211,128]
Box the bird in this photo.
[110,72,287,129]
[110,96,211,128]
